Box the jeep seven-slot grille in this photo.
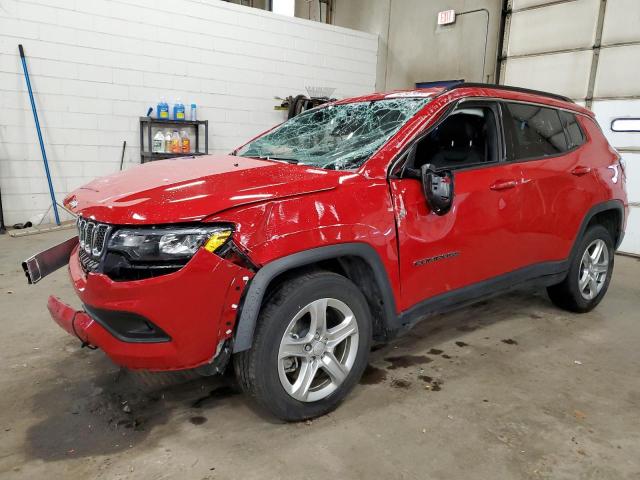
[77,218,111,272]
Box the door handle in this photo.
[490,180,518,191]
[571,166,592,176]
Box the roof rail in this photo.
[443,82,575,104]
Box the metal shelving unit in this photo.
[139,117,208,163]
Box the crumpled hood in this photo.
[64,155,340,224]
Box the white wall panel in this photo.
[620,208,640,255]
[503,50,592,99]
[512,0,564,10]
[621,153,640,205]
[592,99,640,151]
[508,0,599,57]
[0,0,378,224]
[593,45,640,99]
[592,99,640,255]
[601,0,640,46]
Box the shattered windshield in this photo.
[236,97,430,170]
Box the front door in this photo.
[389,100,527,312]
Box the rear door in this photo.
[501,102,593,265]
[389,100,527,312]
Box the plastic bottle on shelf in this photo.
[173,98,185,120]
[190,103,197,121]
[164,130,172,153]
[157,97,169,119]
[170,130,181,153]
[180,130,190,153]
[152,130,165,153]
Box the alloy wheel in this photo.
[277,298,359,402]
[578,238,609,300]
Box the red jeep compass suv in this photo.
[24,83,628,421]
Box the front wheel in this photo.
[234,271,372,421]
[547,224,614,313]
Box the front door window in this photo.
[411,105,501,171]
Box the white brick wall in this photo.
[0,0,378,225]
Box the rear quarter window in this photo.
[559,111,586,149]
[504,102,568,160]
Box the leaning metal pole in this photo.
[19,44,61,225]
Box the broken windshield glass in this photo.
[237,97,431,170]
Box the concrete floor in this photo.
[1,229,639,480]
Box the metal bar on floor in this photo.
[0,186,6,234]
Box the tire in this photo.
[234,271,372,421]
[547,224,615,313]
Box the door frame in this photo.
[388,97,508,180]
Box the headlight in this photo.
[108,226,232,261]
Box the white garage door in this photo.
[592,0,640,255]
[593,101,640,255]
[499,0,640,255]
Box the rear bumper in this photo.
[52,246,251,371]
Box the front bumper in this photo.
[51,245,251,370]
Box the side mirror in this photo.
[420,164,454,215]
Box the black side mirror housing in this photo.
[420,164,454,215]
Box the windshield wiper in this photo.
[250,155,299,164]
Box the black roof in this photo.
[443,82,574,104]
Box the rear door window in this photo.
[504,103,568,160]
[559,110,586,148]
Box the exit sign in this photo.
[438,9,456,25]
